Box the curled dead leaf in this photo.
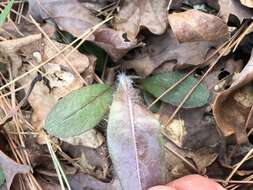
[0,34,42,77]
[168,10,228,43]
[28,0,136,61]
[113,0,168,40]
[159,103,221,151]
[43,39,90,74]
[218,0,253,23]
[19,63,84,132]
[124,30,216,76]
[241,0,253,7]
[213,51,253,144]
[61,129,104,149]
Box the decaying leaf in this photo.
[213,51,253,144]
[107,74,165,190]
[68,173,117,190]
[62,129,104,149]
[0,34,42,77]
[240,0,253,8]
[43,39,90,74]
[124,30,216,76]
[218,0,253,22]
[160,102,220,177]
[113,0,168,40]
[15,30,94,132]
[28,0,136,61]
[142,72,210,108]
[62,143,110,179]
[45,84,112,138]
[18,62,84,132]
[168,9,228,42]
[159,103,221,150]
[0,151,30,190]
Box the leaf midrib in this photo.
[61,86,111,123]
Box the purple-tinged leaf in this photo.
[107,74,165,190]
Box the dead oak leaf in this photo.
[159,103,221,151]
[241,0,253,8]
[43,39,90,74]
[0,34,42,77]
[168,9,228,43]
[19,63,83,132]
[28,0,136,61]
[113,0,168,40]
[29,0,100,35]
[0,151,30,190]
[213,50,253,144]
[124,30,216,76]
[17,36,94,132]
[218,0,253,23]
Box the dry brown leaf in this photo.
[0,34,42,77]
[218,0,253,22]
[19,63,84,132]
[28,0,136,61]
[68,173,117,190]
[17,36,94,132]
[0,151,30,190]
[62,129,104,149]
[62,143,109,179]
[113,0,168,40]
[213,51,253,144]
[124,30,216,76]
[240,0,253,8]
[190,148,218,174]
[168,10,228,43]
[43,39,90,74]
[159,103,221,151]
[160,102,220,177]
[37,179,61,190]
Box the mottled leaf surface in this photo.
[107,75,165,190]
[142,72,209,108]
[45,84,112,138]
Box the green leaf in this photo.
[141,72,209,108]
[0,0,14,26]
[143,91,161,113]
[0,167,5,187]
[44,84,113,138]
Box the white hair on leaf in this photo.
[116,73,140,104]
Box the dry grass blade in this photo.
[227,173,253,190]
[0,16,111,93]
[46,137,71,190]
[0,93,42,189]
[225,148,253,183]
[164,142,197,171]
[29,15,88,86]
[245,105,253,130]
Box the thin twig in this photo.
[225,148,253,183]
[0,75,42,127]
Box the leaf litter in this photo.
[1,0,253,190]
